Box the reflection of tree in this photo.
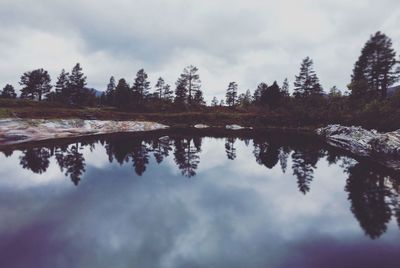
[55,143,86,186]
[291,148,323,195]
[174,138,201,178]
[225,137,237,160]
[20,148,51,174]
[131,141,150,176]
[2,150,13,157]
[105,138,150,176]
[253,140,280,169]
[345,163,393,239]
[278,147,290,173]
[151,138,172,164]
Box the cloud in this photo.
[0,0,399,101]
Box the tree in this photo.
[19,68,52,101]
[350,31,399,100]
[254,83,268,105]
[114,78,131,109]
[225,137,237,160]
[20,147,51,174]
[173,138,201,177]
[105,76,116,105]
[155,77,165,99]
[69,63,87,105]
[211,96,218,106]
[163,84,173,101]
[329,86,342,97]
[55,69,70,102]
[261,81,281,108]
[240,89,252,107]
[293,57,323,98]
[225,82,238,107]
[1,84,16,99]
[132,69,150,103]
[174,78,188,106]
[193,89,205,106]
[178,65,201,105]
[281,78,290,97]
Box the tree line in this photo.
[1,31,399,117]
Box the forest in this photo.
[1,31,400,131]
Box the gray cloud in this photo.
[0,0,399,101]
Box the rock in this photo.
[225,124,250,130]
[0,118,169,146]
[194,124,209,129]
[317,124,400,170]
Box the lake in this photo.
[0,130,399,268]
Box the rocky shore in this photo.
[0,119,169,146]
[317,124,400,170]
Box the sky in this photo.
[0,0,399,102]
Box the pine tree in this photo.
[294,57,323,98]
[225,82,238,107]
[350,31,399,99]
[179,65,201,105]
[1,84,17,99]
[69,63,87,105]
[132,69,150,102]
[19,68,52,101]
[55,69,70,101]
[155,77,165,99]
[106,76,116,105]
[114,78,131,109]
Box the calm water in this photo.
[0,130,399,268]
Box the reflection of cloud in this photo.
[1,137,400,267]
[0,151,64,189]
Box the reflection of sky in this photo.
[0,138,399,268]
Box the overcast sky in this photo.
[0,0,399,101]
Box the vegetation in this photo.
[1,31,400,131]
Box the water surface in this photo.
[0,130,399,268]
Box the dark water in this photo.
[0,130,399,268]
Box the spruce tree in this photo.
[55,69,70,102]
[294,57,323,98]
[174,78,188,106]
[114,78,131,109]
[106,76,116,105]
[69,63,87,105]
[132,69,150,102]
[254,83,268,105]
[261,81,281,108]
